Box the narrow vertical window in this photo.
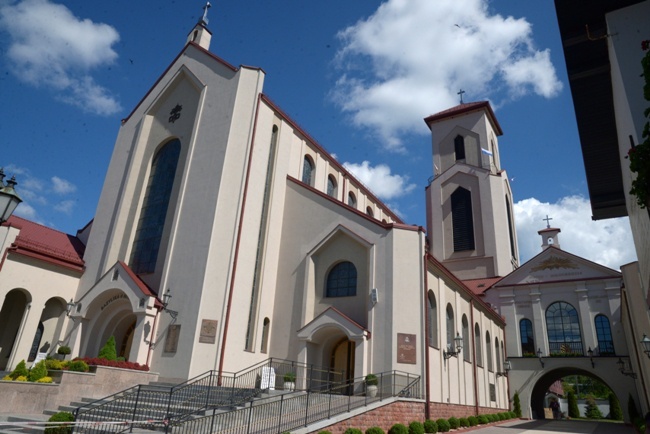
[446,304,454,350]
[428,291,438,348]
[130,139,181,274]
[327,175,337,198]
[520,318,535,355]
[366,206,374,217]
[260,318,270,354]
[495,338,501,372]
[451,187,475,251]
[462,315,470,362]
[302,155,314,186]
[348,192,357,208]
[486,331,493,371]
[595,314,614,355]
[454,135,465,161]
[475,324,482,366]
[506,198,516,258]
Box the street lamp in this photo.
[617,358,637,379]
[162,289,178,319]
[0,168,22,223]
[443,333,463,360]
[497,359,511,377]
[588,347,595,368]
[537,348,545,368]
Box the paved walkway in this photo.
[472,419,635,433]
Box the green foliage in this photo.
[408,421,423,434]
[388,423,408,434]
[447,417,459,429]
[467,416,478,426]
[365,373,379,386]
[629,394,640,422]
[563,375,611,400]
[568,391,580,418]
[509,411,516,419]
[633,416,646,433]
[10,360,29,380]
[344,429,362,434]
[498,412,507,420]
[57,346,71,355]
[98,336,117,361]
[45,359,66,370]
[459,417,469,427]
[44,411,74,434]
[477,415,489,425]
[513,391,522,417]
[67,360,89,372]
[28,360,48,382]
[585,395,603,419]
[423,419,437,433]
[609,392,623,421]
[434,419,449,432]
[283,372,296,382]
[36,376,53,383]
[365,428,385,434]
[15,375,28,381]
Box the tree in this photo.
[609,392,623,421]
[98,335,117,361]
[585,395,603,419]
[513,392,522,417]
[568,391,580,418]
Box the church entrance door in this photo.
[331,338,355,394]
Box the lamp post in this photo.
[0,168,22,223]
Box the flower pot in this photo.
[366,384,378,397]
[283,381,295,391]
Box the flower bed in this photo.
[74,357,149,371]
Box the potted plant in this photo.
[365,373,378,397]
[283,372,296,391]
[56,345,71,360]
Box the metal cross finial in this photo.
[457,89,465,104]
[543,215,553,228]
[201,2,212,24]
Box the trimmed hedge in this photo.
[467,416,478,426]
[44,412,74,434]
[408,421,424,434]
[74,357,149,371]
[459,417,469,427]
[423,419,437,433]
[435,419,450,433]
[447,417,459,429]
[365,428,385,434]
[389,424,408,434]
[344,429,362,434]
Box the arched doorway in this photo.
[0,289,31,370]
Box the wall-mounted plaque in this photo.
[164,324,181,353]
[199,319,218,344]
[397,333,416,364]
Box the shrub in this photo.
[388,423,408,434]
[366,428,385,434]
[98,336,117,361]
[73,357,149,371]
[365,374,379,386]
[423,419,437,433]
[509,411,516,419]
[45,359,66,370]
[467,416,478,426]
[2,375,12,381]
[435,419,449,433]
[10,360,29,380]
[634,416,646,434]
[66,360,89,372]
[37,376,54,383]
[57,346,71,355]
[498,412,507,421]
[459,418,469,427]
[28,360,48,382]
[116,356,126,362]
[447,417,459,429]
[15,375,28,382]
[44,411,74,434]
[283,372,296,382]
[585,395,603,419]
[513,391,522,417]
[488,414,497,422]
[344,429,362,434]
[568,391,580,418]
[477,415,489,425]
[408,421,424,434]
[609,392,623,421]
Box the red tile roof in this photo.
[462,277,503,295]
[3,215,85,271]
[423,101,503,136]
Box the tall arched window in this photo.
[519,318,535,355]
[130,139,181,274]
[446,304,455,350]
[260,317,270,354]
[302,155,314,186]
[462,315,470,362]
[327,175,337,198]
[546,301,583,354]
[495,338,501,373]
[595,314,614,355]
[326,261,357,297]
[454,135,465,161]
[348,192,357,208]
[427,291,438,348]
[366,206,374,217]
[506,198,516,259]
[451,187,475,251]
[475,324,482,366]
[486,331,493,371]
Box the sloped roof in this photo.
[423,101,503,136]
[462,277,504,296]
[3,215,85,272]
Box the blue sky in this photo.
[0,0,637,268]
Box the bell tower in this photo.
[425,101,519,280]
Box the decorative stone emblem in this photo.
[169,104,182,123]
[530,256,579,272]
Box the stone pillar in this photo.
[530,286,546,355]
[575,282,595,354]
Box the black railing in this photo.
[171,370,421,434]
[72,358,343,433]
[548,342,584,355]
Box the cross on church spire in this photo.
[542,215,553,229]
[457,89,465,104]
[201,2,212,25]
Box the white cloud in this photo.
[343,160,416,200]
[332,0,562,151]
[0,0,121,115]
[54,199,75,215]
[52,176,77,195]
[514,196,637,270]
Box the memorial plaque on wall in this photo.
[164,324,181,353]
[397,333,416,364]
[199,319,218,344]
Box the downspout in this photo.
[470,299,479,415]
[218,94,262,379]
[423,252,431,420]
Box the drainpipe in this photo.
[470,299,479,415]
[423,252,431,420]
